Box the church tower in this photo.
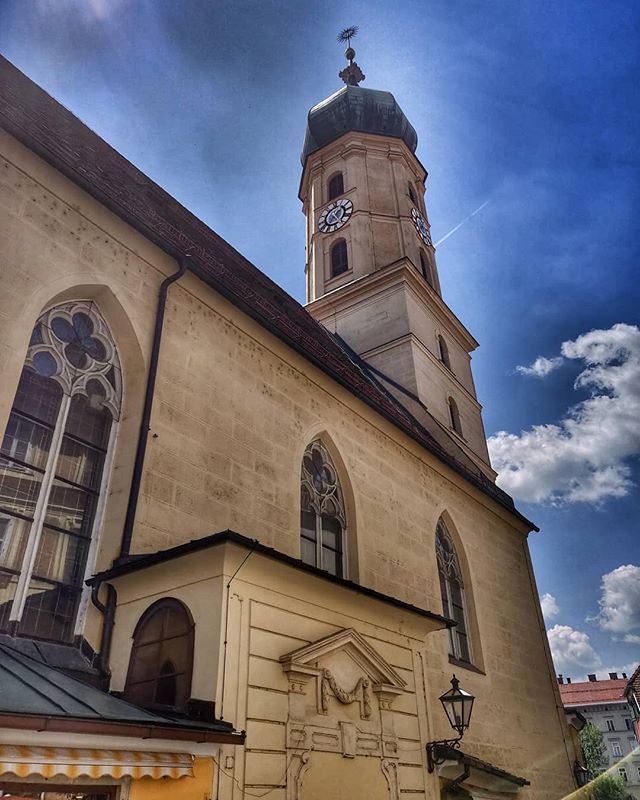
[301,36,494,476]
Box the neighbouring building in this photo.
[560,672,640,796]
[625,665,640,744]
[0,45,580,799]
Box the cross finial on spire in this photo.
[338,26,365,86]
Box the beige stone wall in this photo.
[0,130,576,797]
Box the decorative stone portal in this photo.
[280,629,406,800]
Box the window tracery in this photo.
[0,301,121,641]
[436,521,471,663]
[300,440,346,578]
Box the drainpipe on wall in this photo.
[90,580,117,687]
[118,256,189,562]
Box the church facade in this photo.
[0,53,579,799]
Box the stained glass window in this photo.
[300,440,346,578]
[0,301,121,641]
[436,520,471,663]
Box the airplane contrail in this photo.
[433,199,490,247]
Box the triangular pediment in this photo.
[280,628,406,689]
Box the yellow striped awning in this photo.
[0,745,194,779]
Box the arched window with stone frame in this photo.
[328,172,344,201]
[436,519,472,664]
[438,335,451,371]
[448,396,463,437]
[300,440,347,578]
[0,300,121,642]
[124,598,194,712]
[419,250,435,289]
[330,239,349,278]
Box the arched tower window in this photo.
[328,172,344,201]
[0,301,121,642]
[408,182,417,205]
[438,335,451,371]
[300,440,346,578]
[419,250,434,288]
[448,396,463,437]
[125,598,194,711]
[330,239,349,278]
[436,520,471,663]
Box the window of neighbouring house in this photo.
[0,301,121,642]
[436,519,472,664]
[124,598,194,712]
[606,718,616,732]
[300,440,346,578]
[611,740,622,756]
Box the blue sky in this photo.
[1,0,638,679]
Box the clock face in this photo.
[318,198,353,234]
[411,207,432,246]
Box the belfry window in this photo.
[328,172,344,200]
[125,598,194,712]
[420,250,434,288]
[448,396,463,437]
[438,335,451,370]
[0,301,121,642]
[436,521,471,663]
[330,239,349,278]
[300,440,346,578]
[408,182,417,204]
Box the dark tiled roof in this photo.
[0,56,533,530]
[559,678,628,706]
[625,664,640,698]
[435,744,529,786]
[0,641,242,742]
[88,529,455,629]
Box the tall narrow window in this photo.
[330,239,349,278]
[328,172,344,200]
[125,598,194,712]
[419,250,434,288]
[438,335,451,370]
[448,397,462,437]
[300,440,346,578]
[436,521,471,663]
[0,301,121,641]
[408,182,417,204]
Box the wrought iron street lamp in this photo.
[573,761,590,788]
[426,675,476,772]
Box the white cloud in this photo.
[516,356,564,378]
[489,323,640,504]
[540,593,559,621]
[547,624,602,676]
[594,564,640,637]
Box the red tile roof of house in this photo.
[626,664,640,698]
[559,678,628,707]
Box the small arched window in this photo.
[125,598,194,711]
[419,251,434,288]
[408,182,417,205]
[300,440,346,578]
[438,335,451,370]
[448,396,463,437]
[330,239,349,278]
[436,521,471,663]
[0,300,121,642]
[328,173,344,201]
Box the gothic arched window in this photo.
[438,335,451,371]
[0,301,121,642]
[125,598,194,711]
[436,521,471,663]
[448,396,463,437]
[300,440,346,578]
[330,239,349,278]
[408,182,417,205]
[328,172,344,201]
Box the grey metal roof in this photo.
[301,85,418,164]
[0,641,238,738]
